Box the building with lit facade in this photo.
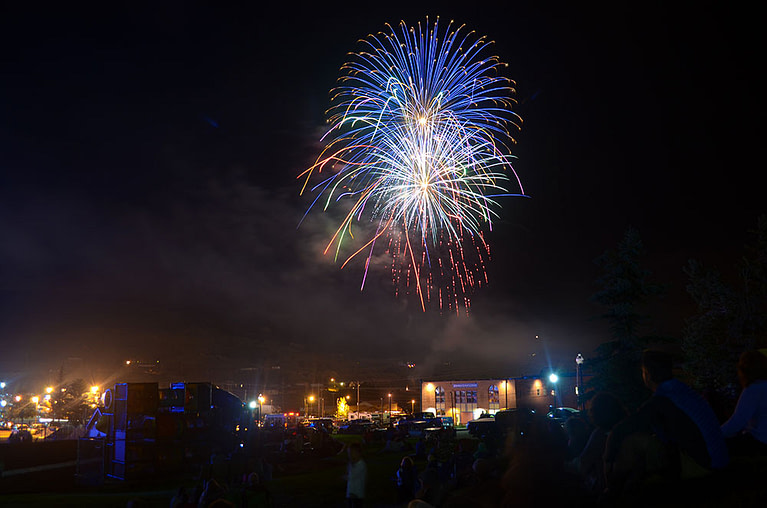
[420,372,586,425]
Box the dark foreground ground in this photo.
[0,434,428,508]
[2,433,767,508]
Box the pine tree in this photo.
[588,227,666,411]
[682,216,767,396]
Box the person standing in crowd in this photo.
[605,350,728,497]
[346,442,367,507]
[395,456,419,503]
[721,350,767,456]
[575,391,627,497]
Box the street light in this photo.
[576,353,584,410]
[388,393,392,415]
[258,395,265,421]
[411,399,415,414]
[548,373,559,409]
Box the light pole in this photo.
[411,399,415,414]
[549,373,559,410]
[388,393,392,415]
[575,354,584,410]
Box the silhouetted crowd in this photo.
[388,349,767,507]
[156,348,767,508]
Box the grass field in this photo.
[0,434,445,508]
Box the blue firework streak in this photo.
[299,17,527,313]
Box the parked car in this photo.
[396,418,430,437]
[466,414,498,439]
[337,419,376,434]
[423,416,456,439]
[305,417,336,434]
[546,407,580,425]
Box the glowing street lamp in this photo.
[411,399,415,414]
[548,373,560,408]
[257,395,265,421]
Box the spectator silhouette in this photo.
[415,467,445,507]
[395,456,419,503]
[721,350,767,457]
[198,479,226,508]
[239,472,273,507]
[564,415,591,460]
[345,442,367,507]
[499,411,585,507]
[575,391,627,498]
[604,350,728,500]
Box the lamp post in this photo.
[388,393,392,415]
[549,373,559,409]
[575,353,584,411]
[411,399,415,415]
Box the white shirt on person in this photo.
[346,458,367,499]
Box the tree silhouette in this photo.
[683,216,767,399]
[587,227,666,411]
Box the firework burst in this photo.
[299,17,526,313]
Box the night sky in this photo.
[0,2,761,390]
